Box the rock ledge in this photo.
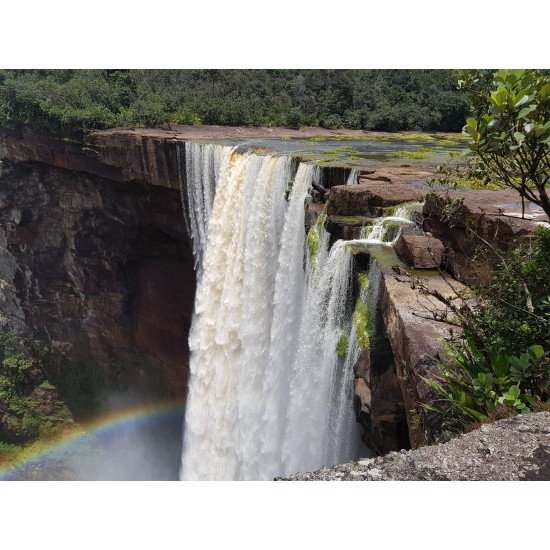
[278,412,550,480]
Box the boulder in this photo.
[394,231,445,269]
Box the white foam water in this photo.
[180,144,368,480]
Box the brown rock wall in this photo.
[0,159,195,416]
[423,192,540,285]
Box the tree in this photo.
[459,69,550,220]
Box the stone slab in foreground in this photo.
[278,412,550,480]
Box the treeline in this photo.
[0,69,470,134]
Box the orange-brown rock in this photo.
[327,182,424,217]
[394,231,445,269]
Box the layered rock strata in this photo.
[0,158,194,418]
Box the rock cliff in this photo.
[1,126,546,461]
[0,129,195,426]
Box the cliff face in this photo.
[0,129,195,421]
[2,126,543,458]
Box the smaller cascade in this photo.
[346,169,359,185]
[282,238,358,475]
[359,201,423,245]
[323,258,382,466]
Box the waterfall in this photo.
[359,202,423,245]
[176,142,235,272]
[283,238,364,474]
[180,143,367,480]
[346,169,359,185]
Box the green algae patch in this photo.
[336,334,349,358]
[332,135,384,142]
[318,157,341,164]
[387,148,433,160]
[392,133,437,142]
[353,300,371,349]
[357,271,370,292]
[329,215,372,226]
[307,213,326,269]
[307,226,320,264]
[382,205,398,217]
[367,246,403,271]
[323,146,352,155]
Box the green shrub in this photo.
[420,227,550,431]
[0,332,72,444]
[423,343,549,429]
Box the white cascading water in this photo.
[180,144,368,480]
[177,142,234,271]
[346,169,359,185]
[359,202,423,244]
[283,237,364,473]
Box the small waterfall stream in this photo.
[358,202,423,245]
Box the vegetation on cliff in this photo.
[461,69,550,219]
[416,70,550,432]
[0,69,469,134]
[422,221,550,431]
[0,332,73,457]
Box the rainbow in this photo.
[0,399,185,480]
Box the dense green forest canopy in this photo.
[0,69,469,134]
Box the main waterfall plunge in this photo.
[179,143,379,480]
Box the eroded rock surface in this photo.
[0,159,194,416]
[423,191,546,285]
[279,412,550,480]
[327,182,424,217]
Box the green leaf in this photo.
[539,83,550,99]
[514,94,531,108]
[528,345,545,360]
[460,406,489,422]
[491,354,510,379]
[518,105,536,119]
[508,385,521,399]
[513,132,525,143]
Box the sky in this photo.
[2,1,548,68]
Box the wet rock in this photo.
[326,215,371,240]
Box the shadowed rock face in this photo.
[0,159,195,418]
[279,412,550,480]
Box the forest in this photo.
[0,69,470,134]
